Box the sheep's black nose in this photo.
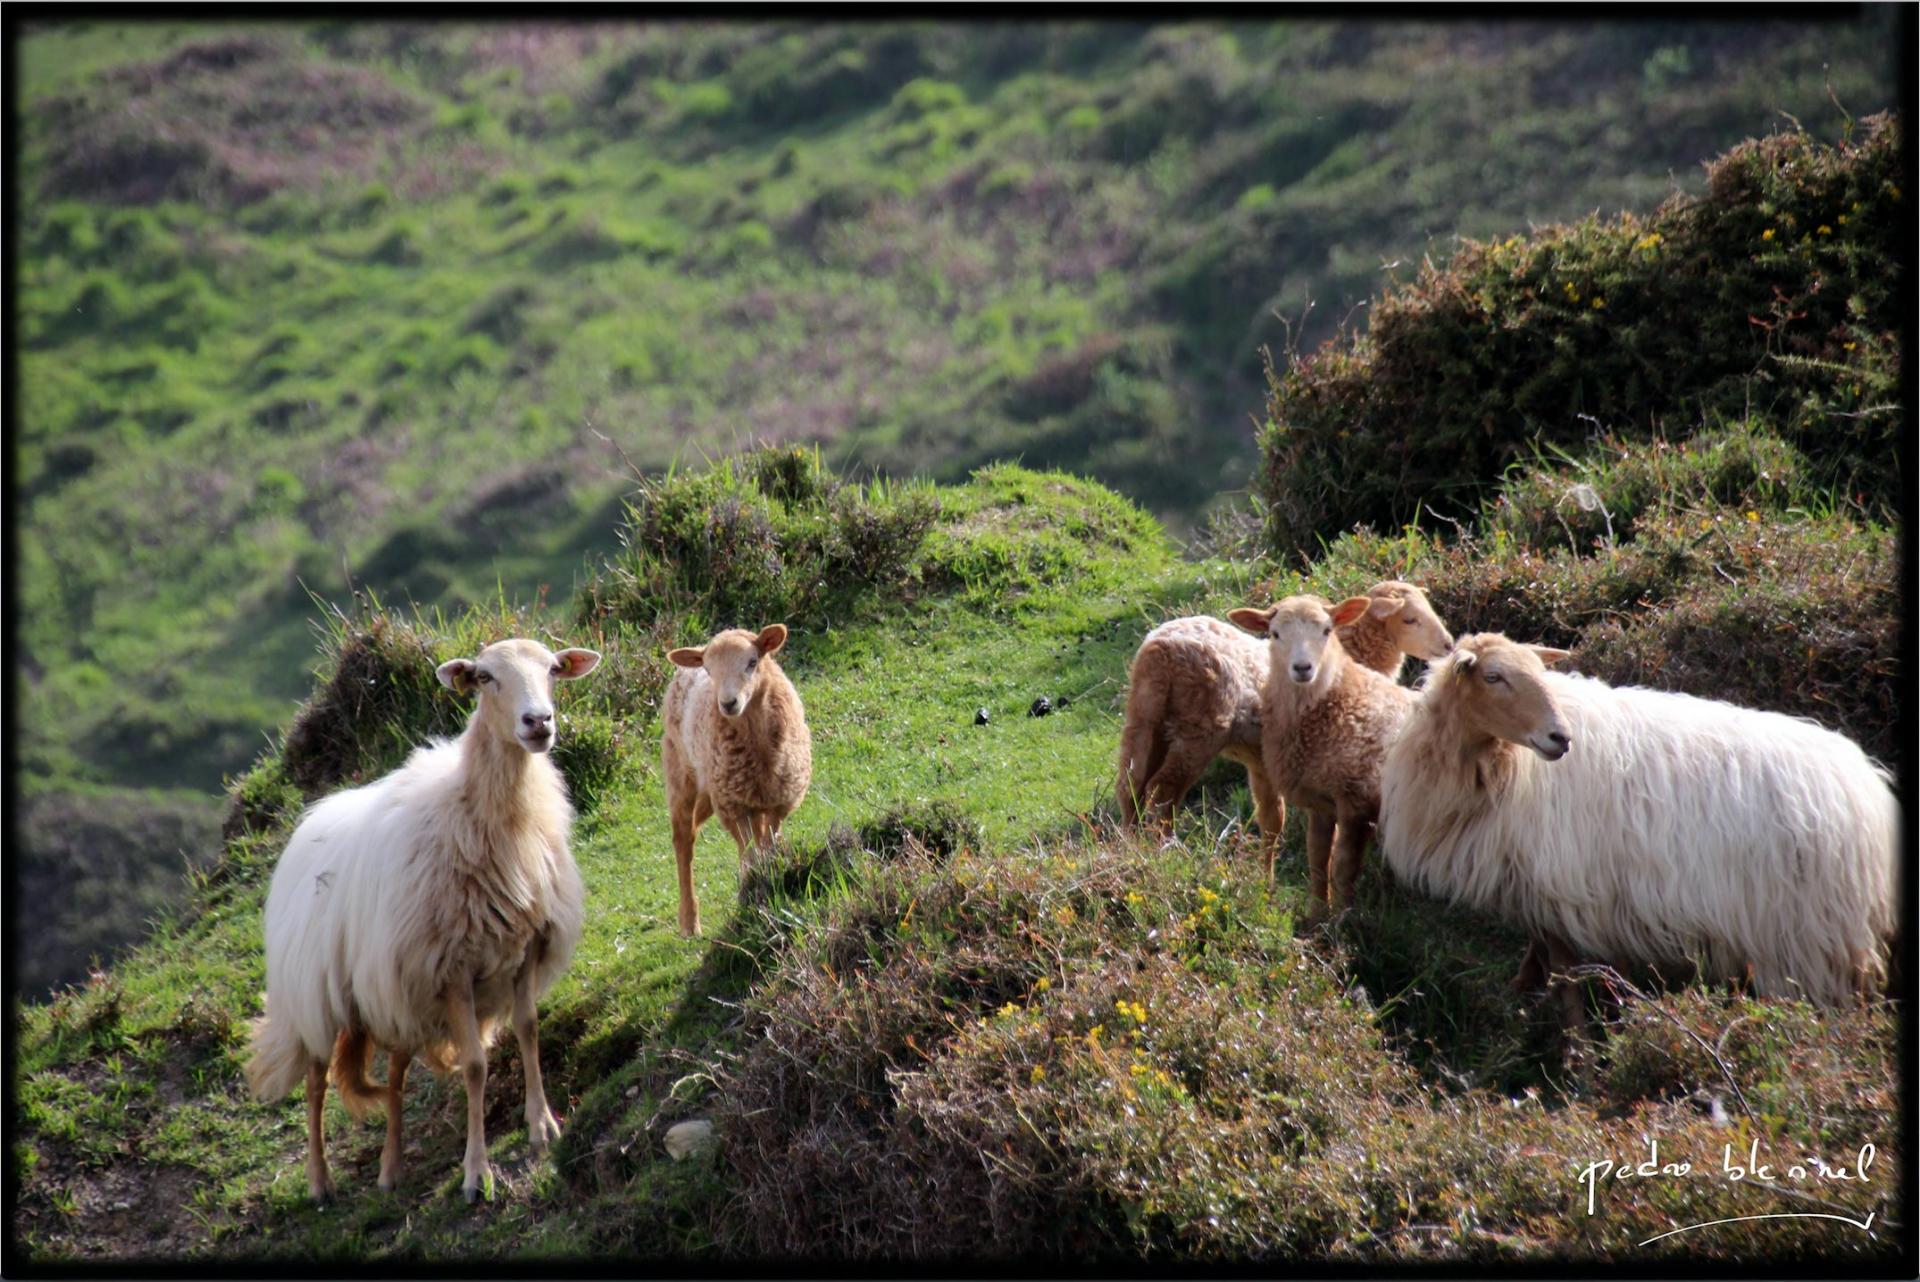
[722,698,741,714]
[523,711,552,729]
[1547,731,1571,751]
[1292,662,1312,676]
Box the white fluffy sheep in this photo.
[246,638,600,1203]
[662,624,812,938]
[1380,633,1898,1018]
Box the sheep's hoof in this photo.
[527,1108,562,1156]
[308,1176,336,1206]
[462,1166,495,1204]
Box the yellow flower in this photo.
[1591,297,1606,310]
[1034,977,1051,992]
[1817,224,1832,236]
[1844,341,1857,351]
[1030,1064,1046,1083]
[1761,228,1775,241]
[999,1001,1019,1018]
[1837,214,1848,225]
[1745,510,1759,522]
[1088,1024,1105,1043]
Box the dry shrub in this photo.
[708,835,1902,1262]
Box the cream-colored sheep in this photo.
[662,624,812,937]
[1117,582,1450,875]
[1227,595,1416,906]
[1380,633,1898,1029]
[246,638,599,1203]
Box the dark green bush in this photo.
[1258,115,1904,552]
[578,446,942,640]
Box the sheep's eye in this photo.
[1321,626,1332,636]
[1404,616,1416,625]
[476,671,493,684]
[1484,671,1503,685]
[550,663,563,676]
[746,657,759,671]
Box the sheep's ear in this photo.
[554,648,601,680]
[437,658,478,694]
[1330,596,1372,628]
[1452,649,1478,673]
[1226,607,1273,636]
[667,647,706,669]
[755,624,788,656]
[1530,646,1573,668]
[1367,592,1401,620]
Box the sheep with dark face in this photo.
[1380,633,1898,1028]
[246,638,599,1203]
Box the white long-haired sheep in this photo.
[246,638,600,1203]
[1380,633,1898,1024]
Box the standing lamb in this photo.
[1379,632,1898,1027]
[1225,594,1419,901]
[663,624,812,937]
[246,638,600,1203]
[1115,582,1451,868]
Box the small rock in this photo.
[1028,696,1052,718]
[664,1119,715,1161]
[974,707,991,725]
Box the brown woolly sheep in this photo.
[1116,582,1450,869]
[663,624,813,937]
[1228,594,1417,907]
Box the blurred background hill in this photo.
[10,16,1902,994]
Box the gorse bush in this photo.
[578,445,943,641]
[1306,425,1898,765]
[712,834,1901,1261]
[1258,115,1905,551]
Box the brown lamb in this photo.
[662,625,813,937]
[1227,594,1418,911]
[1115,581,1450,872]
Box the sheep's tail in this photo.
[244,998,311,1104]
[328,1027,386,1121]
[1116,652,1170,826]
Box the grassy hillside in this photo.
[12,21,1904,995]
[12,454,1900,1266]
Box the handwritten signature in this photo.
[1576,1138,1878,1244]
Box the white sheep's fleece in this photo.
[1381,669,1898,1005]
[250,735,584,1099]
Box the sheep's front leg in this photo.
[379,1049,410,1192]
[750,812,775,859]
[1329,812,1372,912]
[1543,933,1594,1061]
[1247,766,1286,881]
[720,810,755,867]
[669,792,709,938]
[513,956,561,1157]
[305,1059,336,1203]
[445,982,492,1203]
[1303,809,1336,920]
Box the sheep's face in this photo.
[1228,594,1369,688]
[1443,634,1573,761]
[668,625,787,720]
[1364,581,1454,661]
[437,639,601,754]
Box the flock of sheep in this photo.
[244,585,1898,1203]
